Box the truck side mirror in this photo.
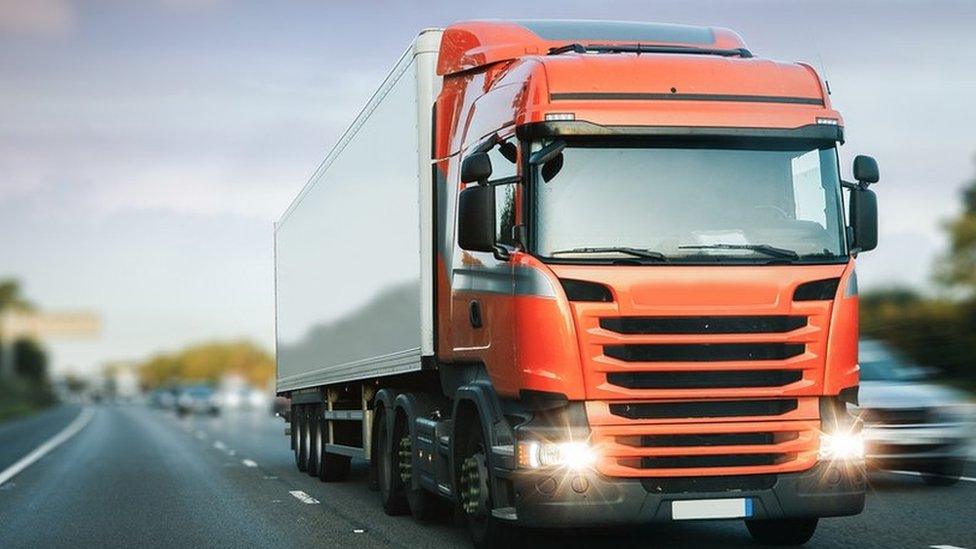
[457,184,495,252]
[849,187,878,253]
[853,155,879,185]
[461,152,492,184]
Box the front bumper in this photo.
[503,461,865,528]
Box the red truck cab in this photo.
[431,20,877,546]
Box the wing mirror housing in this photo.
[457,184,495,252]
[849,187,878,254]
[461,152,492,184]
[853,155,879,186]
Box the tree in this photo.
[937,160,976,298]
[138,340,274,389]
[13,338,49,384]
[0,279,34,312]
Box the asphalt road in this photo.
[1,404,974,549]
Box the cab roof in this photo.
[437,19,749,75]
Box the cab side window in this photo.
[487,138,518,246]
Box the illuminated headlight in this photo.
[518,441,596,470]
[818,432,865,461]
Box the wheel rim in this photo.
[460,452,490,520]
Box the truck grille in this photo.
[601,315,807,334]
[609,399,798,420]
[607,370,802,390]
[586,404,820,479]
[604,343,805,362]
[638,453,782,469]
[558,268,844,479]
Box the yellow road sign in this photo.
[0,311,100,339]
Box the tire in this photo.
[307,406,321,477]
[745,518,818,546]
[394,413,447,522]
[458,416,519,549]
[295,405,308,472]
[376,407,409,515]
[921,458,963,487]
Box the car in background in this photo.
[216,386,270,411]
[857,339,971,486]
[176,385,220,416]
[149,388,178,410]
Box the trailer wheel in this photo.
[295,405,309,472]
[306,405,321,477]
[458,416,518,549]
[745,518,818,546]
[376,407,409,515]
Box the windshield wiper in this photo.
[678,243,800,260]
[550,246,668,262]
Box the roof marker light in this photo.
[816,117,839,126]
[545,112,575,121]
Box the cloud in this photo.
[0,0,74,36]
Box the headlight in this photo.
[818,432,865,461]
[518,441,597,470]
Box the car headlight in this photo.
[818,431,865,461]
[517,441,597,470]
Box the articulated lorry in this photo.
[275,20,879,547]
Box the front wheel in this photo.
[458,417,519,549]
[745,517,818,546]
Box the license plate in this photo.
[672,498,753,520]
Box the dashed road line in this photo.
[930,545,969,549]
[242,459,258,468]
[888,470,976,483]
[289,490,320,504]
[0,407,95,487]
[213,440,227,451]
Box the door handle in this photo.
[469,300,483,329]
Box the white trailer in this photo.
[275,30,442,393]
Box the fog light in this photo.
[518,441,597,470]
[818,432,865,461]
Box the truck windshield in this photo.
[531,141,847,263]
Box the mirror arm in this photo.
[492,244,514,261]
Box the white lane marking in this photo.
[931,545,969,549]
[213,440,227,451]
[353,529,365,534]
[242,459,258,468]
[888,470,976,483]
[0,407,95,487]
[289,490,320,504]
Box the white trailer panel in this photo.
[275,30,442,392]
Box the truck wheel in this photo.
[394,414,446,522]
[376,407,409,515]
[295,405,309,472]
[458,417,518,548]
[306,406,321,477]
[745,518,818,546]
[921,458,963,487]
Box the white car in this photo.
[856,339,971,486]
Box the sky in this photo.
[1,0,974,376]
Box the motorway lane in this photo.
[1,404,974,549]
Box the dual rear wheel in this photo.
[292,404,350,482]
